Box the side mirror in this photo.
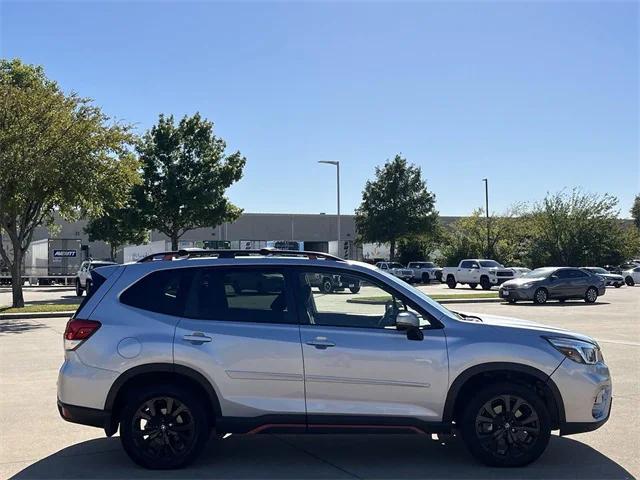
[396,311,424,341]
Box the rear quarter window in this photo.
[120,268,194,316]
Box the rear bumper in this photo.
[57,400,110,430]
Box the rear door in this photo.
[173,266,306,422]
[295,267,448,424]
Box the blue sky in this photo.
[2,1,638,217]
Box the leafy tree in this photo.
[0,59,138,307]
[440,208,530,267]
[631,194,640,230]
[84,191,148,260]
[523,190,632,267]
[134,113,245,250]
[355,155,438,260]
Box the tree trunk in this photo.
[11,248,24,308]
[110,244,117,262]
[170,234,179,251]
[390,239,396,261]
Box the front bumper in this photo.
[499,286,535,300]
[551,358,612,435]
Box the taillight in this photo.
[64,319,101,351]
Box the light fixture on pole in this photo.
[318,161,341,256]
[482,178,490,258]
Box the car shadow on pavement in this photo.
[9,434,633,479]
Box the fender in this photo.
[104,362,221,417]
[441,362,566,425]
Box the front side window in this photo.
[297,269,430,329]
[184,268,294,324]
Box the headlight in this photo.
[521,283,534,288]
[545,336,602,364]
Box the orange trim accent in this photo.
[246,423,306,434]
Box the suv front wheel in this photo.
[120,385,209,469]
[460,382,551,467]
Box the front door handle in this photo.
[306,337,335,349]
[183,332,212,344]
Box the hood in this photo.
[501,277,543,287]
[457,311,597,345]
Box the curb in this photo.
[0,311,75,320]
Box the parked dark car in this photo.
[581,267,624,288]
[307,272,361,294]
[499,267,606,304]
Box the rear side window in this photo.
[120,268,193,316]
[184,268,295,324]
[74,270,108,317]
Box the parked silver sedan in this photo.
[499,267,606,304]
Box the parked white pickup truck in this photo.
[442,259,515,290]
[375,262,414,282]
[407,261,443,283]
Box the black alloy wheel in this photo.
[120,387,208,469]
[461,383,551,467]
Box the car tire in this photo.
[585,286,598,303]
[460,382,551,467]
[120,385,209,469]
[625,276,635,286]
[349,285,361,294]
[321,278,333,294]
[435,271,443,283]
[446,276,457,289]
[421,273,430,284]
[75,279,83,297]
[614,283,622,288]
[508,298,517,304]
[469,283,478,289]
[533,288,548,305]
[480,276,492,290]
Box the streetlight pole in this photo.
[483,178,490,258]
[319,161,340,256]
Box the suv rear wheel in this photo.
[321,278,333,294]
[120,385,209,469]
[460,382,551,467]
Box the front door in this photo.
[294,268,448,425]
[173,266,306,425]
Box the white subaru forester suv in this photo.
[58,249,612,469]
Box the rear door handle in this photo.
[183,332,212,344]
[306,337,335,349]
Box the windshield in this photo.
[388,263,404,269]
[584,267,607,274]
[479,260,503,268]
[523,267,556,279]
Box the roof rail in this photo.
[136,247,345,263]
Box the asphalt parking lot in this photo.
[0,286,638,479]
